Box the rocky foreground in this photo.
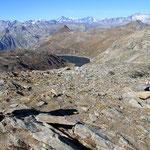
[0,62,150,150]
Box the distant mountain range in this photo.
[1,13,150,28]
[56,13,150,25]
[0,13,150,51]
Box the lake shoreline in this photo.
[58,55,90,67]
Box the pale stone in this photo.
[128,99,142,108]
[36,101,46,107]
[35,114,76,125]
[136,92,150,100]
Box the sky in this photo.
[0,0,150,21]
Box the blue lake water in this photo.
[59,55,90,67]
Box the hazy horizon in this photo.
[0,0,150,21]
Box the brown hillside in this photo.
[36,21,147,58]
[93,25,150,64]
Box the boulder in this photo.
[74,123,118,149]
[5,116,39,133]
[31,125,81,150]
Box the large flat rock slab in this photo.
[35,113,76,125]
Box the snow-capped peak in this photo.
[7,13,150,27]
[56,16,97,23]
[30,19,47,24]
[131,13,150,23]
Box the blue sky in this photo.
[0,0,150,21]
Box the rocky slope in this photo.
[92,24,150,64]
[0,21,97,51]
[0,62,150,149]
[0,22,64,50]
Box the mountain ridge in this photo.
[37,20,148,58]
[1,13,150,27]
[0,13,150,51]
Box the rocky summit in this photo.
[0,61,150,150]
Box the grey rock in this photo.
[0,22,63,50]
[142,103,150,109]
[24,116,40,133]
[5,116,27,131]
[10,135,28,149]
[0,122,7,133]
[30,142,54,150]
[128,99,142,108]
[5,116,20,129]
[122,91,137,99]
[118,134,137,150]
[89,114,98,122]
[10,103,18,108]
[31,125,81,150]
[135,84,148,91]
[37,101,46,107]
[74,123,118,149]
[5,116,39,133]
[35,113,76,125]
[0,80,7,90]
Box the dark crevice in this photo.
[144,87,150,91]
[49,123,92,150]
[48,123,74,129]
[0,114,4,122]
[58,135,91,150]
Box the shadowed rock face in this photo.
[0,50,68,72]
[0,23,64,51]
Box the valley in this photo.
[0,13,150,150]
